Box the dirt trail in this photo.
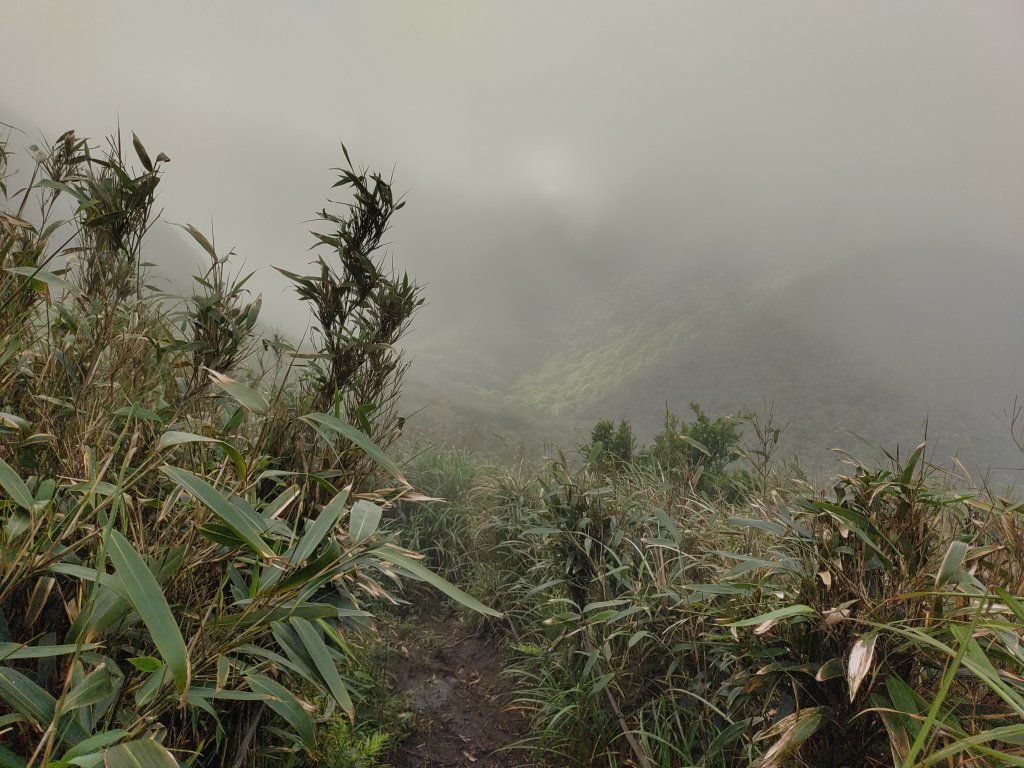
[387,607,532,767]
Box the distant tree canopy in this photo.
[586,419,636,465]
[649,402,743,476]
[585,403,748,498]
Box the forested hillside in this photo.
[404,253,1024,476]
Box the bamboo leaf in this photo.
[917,724,1024,766]
[291,488,349,565]
[995,587,1024,622]
[179,223,217,259]
[0,212,33,230]
[161,466,273,559]
[0,411,30,433]
[246,673,315,749]
[348,499,381,545]
[301,412,408,485]
[0,457,36,511]
[35,178,90,205]
[207,603,338,630]
[0,666,56,727]
[815,657,844,681]
[375,546,500,617]
[61,730,128,761]
[756,707,823,768]
[63,665,113,711]
[5,266,77,294]
[847,633,878,701]
[132,133,153,172]
[207,370,269,415]
[936,540,969,587]
[900,442,926,485]
[127,657,163,673]
[100,739,178,768]
[112,405,163,423]
[0,642,99,661]
[290,618,354,720]
[157,431,245,480]
[106,530,190,693]
[726,604,814,628]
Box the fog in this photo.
[5,2,1024,468]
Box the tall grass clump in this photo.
[391,446,549,628]
[0,124,493,767]
[389,446,481,582]
[460,414,1024,767]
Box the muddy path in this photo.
[385,606,533,767]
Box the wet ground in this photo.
[387,607,532,767]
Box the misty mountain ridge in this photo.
[402,250,1024,476]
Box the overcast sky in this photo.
[4,2,1024,340]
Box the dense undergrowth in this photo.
[0,125,494,767]
[396,412,1024,767]
[2,121,1022,768]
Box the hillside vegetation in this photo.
[1,123,1022,768]
[404,255,1024,475]
[0,125,491,767]
[393,418,1024,767]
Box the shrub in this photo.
[585,419,636,466]
[586,405,750,499]
[276,150,423,488]
[0,125,490,767]
[478,446,1024,767]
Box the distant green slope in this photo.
[511,267,792,414]
[404,254,1024,475]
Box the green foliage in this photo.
[390,447,479,582]
[316,721,392,768]
[176,225,262,394]
[277,149,424,486]
[584,419,635,467]
[420,443,1024,767]
[649,402,742,475]
[0,124,488,767]
[586,405,750,499]
[3,120,1021,768]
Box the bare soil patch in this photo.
[387,606,532,767]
